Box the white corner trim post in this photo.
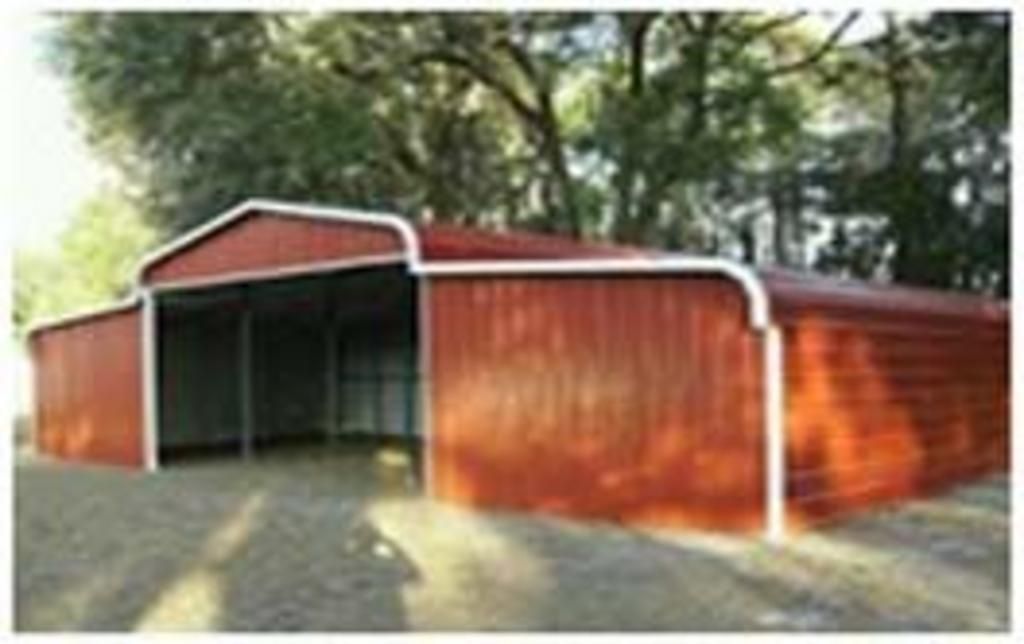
[418,256,785,539]
[141,289,160,472]
[417,274,433,498]
[764,324,786,541]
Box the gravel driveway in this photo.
[15,445,1009,632]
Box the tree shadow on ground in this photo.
[15,445,421,632]
[14,452,1009,632]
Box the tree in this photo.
[46,11,1008,295]
[49,14,387,234]
[47,13,844,240]
[13,189,155,338]
[813,12,1009,294]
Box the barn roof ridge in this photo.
[28,198,1007,337]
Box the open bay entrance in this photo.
[155,264,421,486]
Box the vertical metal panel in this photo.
[143,212,404,286]
[31,307,145,467]
[428,275,765,532]
[782,308,1009,528]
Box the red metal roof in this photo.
[760,267,1008,323]
[123,200,1011,327]
[416,220,649,260]
[416,219,1006,321]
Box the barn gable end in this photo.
[140,207,408,288]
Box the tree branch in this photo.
[675,13,697,34]
[763,11,860,77]
[409,49,544,130]
[495,35,538,83]
[681,13,720,138]
[623,13,657,96]
[727,11,808,58]
[328,59,379,84]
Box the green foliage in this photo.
[13,189,155,338]
[50,14,385,234]
[814,12,1009,294]
[46,11,1009,295]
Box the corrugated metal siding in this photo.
[782,308,1009,528]
[31,307,144,467]
[428,276,765,531]
[143,211,404,286]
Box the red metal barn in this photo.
[28,200,1009,537]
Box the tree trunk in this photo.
[882,13,915,283]
[770,181,789,267]
[770,169,806,268]
[537,97,580,236]
[739,221,757,264]
[611,14,655,242]
[685,14,719,139]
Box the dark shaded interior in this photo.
[155,265,420,466]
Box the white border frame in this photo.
[29,198,786,539]
[25,296,141,338]
[148,253,407,294]
[422,258,781,539]
[135,198,422,288]
[420,258,770,329]
[416,274,434,496]
[141,290,159,472]
[764,325,786,541]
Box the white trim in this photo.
[135,198,421,287]
[148,254,406,293]
[418,258,771,329]
[130,197,418,478]
[138,201,782,536]
[420,256,782,539]
[29,198,788,538]
[26,297,141,337]
[141,290,160,472]
[417,275,433,497]
[134,200,769,330]
[764,325,786,541]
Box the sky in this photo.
[5,12,108,252]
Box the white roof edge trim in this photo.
[418,258,771,329]
[134,198,421,288]
[129,198,771,327]
[26,296,142,337]
[149,253,407,294]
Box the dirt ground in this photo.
[14,444,1009,632]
